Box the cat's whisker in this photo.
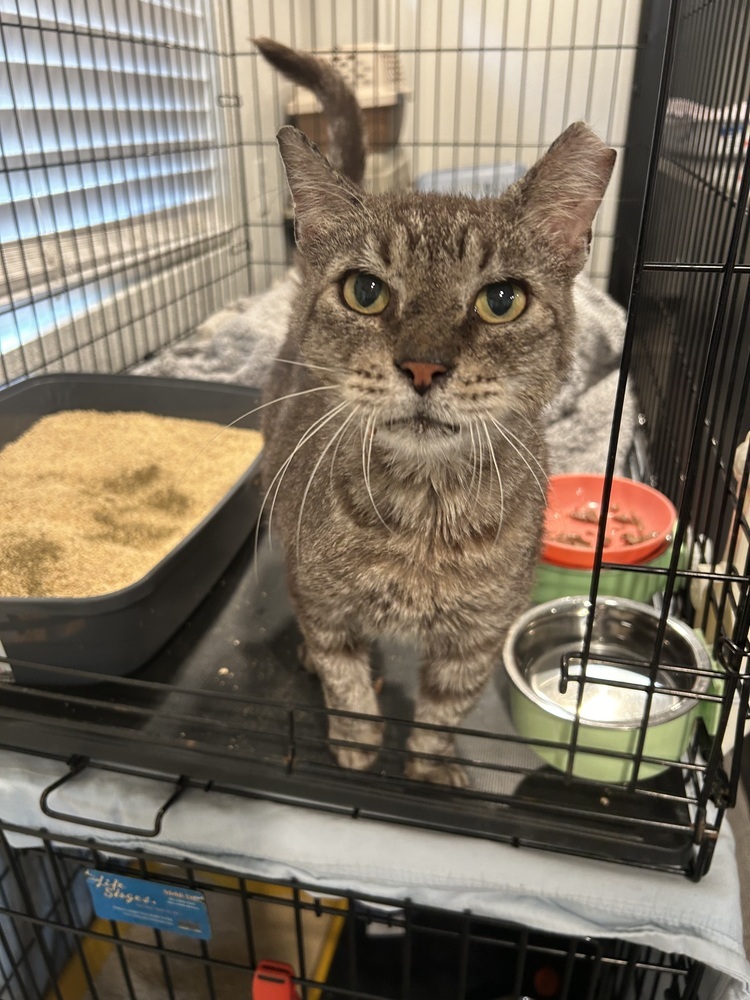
[473,419,485,504]
[515,414,541,450]
[489,417,548,503]
[255,400,351,569]
[176,383,337,491]
[295,405,361,561]
[329,405,360,489]
[361,412,393,533]
[466,421,479,495]
[265,400,350,539]
[482,420,505,541]
[272,356,353,376]
[497,416,548,480]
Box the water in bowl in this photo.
[529,644,684,726]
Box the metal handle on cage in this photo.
[557,649,645,693]
[39,756,188,837]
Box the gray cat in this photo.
[256,39,615,785]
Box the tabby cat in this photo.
[255,39,615,785]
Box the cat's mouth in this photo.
[381,415,461,436]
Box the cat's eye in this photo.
[342,272,390,315]
[474,281,527,324]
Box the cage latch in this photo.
[252,960,300,1000]
[558,650,581,694]
[716,635,747,673]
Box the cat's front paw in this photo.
[328,716,384,771]
[405,757,469,788]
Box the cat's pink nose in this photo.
[397,360,448,394]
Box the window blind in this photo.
[0,0,232,362]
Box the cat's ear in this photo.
[276,125,362,252]
[516,122,616,274]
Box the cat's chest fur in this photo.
[334,517,539,641]
[263,380,542,644]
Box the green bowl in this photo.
[532,542,678,606]
[503,596,717,783]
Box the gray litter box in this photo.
[0,374,263,686]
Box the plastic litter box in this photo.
[0,374,263,686]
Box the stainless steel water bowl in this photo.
[503,596,715,781]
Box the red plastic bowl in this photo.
[542,474,677,569]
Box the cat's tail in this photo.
[253,37,366,187]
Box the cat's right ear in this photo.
[515,122,616,276]
[276,125,362,252]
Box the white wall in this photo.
[229,0,643,292]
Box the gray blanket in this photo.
[134,272,633,475]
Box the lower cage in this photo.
[0,827,706,1000]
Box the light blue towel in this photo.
[1,748,748,999]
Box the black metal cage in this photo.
[0,0,748,904]
[0,825,708,1000]
[2,0,750,996]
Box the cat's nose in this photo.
[397,360,449,395]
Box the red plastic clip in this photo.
[252,960,300,1000]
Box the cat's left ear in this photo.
[276,125,362,254]
[516,122,616,275]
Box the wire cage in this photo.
[0,824,708,1000]
[0,0,748,886]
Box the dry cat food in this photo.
[0,410,263,598]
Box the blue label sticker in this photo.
[84,869,212,940]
